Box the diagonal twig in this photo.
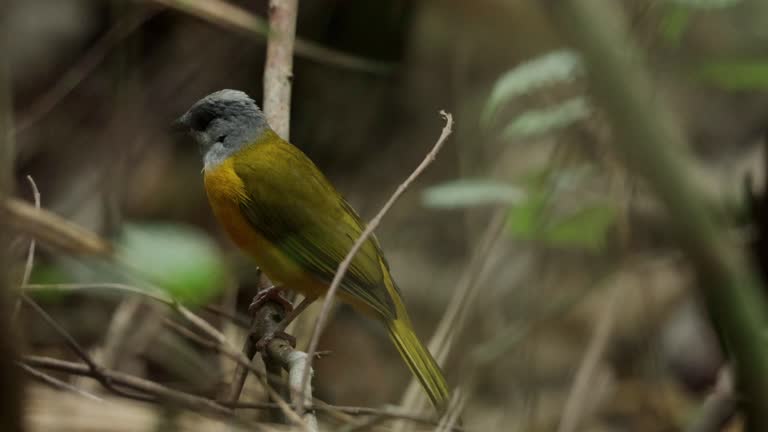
[300,111,454,413]
[22,356,235,419]
[23,282,301,422]
[148,0,391,74]
[1,198,112,255]
[395,210,506,425]
[13,175,40,320]
[19,294,153,401]
[18,362,103,402]
[557,283,621,432]
[24,353,464,430]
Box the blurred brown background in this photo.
[7,0,768,431]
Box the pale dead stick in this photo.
[299,111,454,414]
[23,282,304,425]
[13,175,40,320]
[557,282,622,432]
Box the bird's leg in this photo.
[254,295,317,352]
[248,285,294,315]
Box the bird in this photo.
[175,89,450,412]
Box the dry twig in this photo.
[300,111,454,412]
[23,354,463,431]
[262,0,298,140]
[541,1,768,429]
[19,294,153,401]
[1,198,112,255]
[22,356,234,418]
[18,362,103,402]
[257,0,314,425]
[557,283,621,432]
[218,2,318,430]
[24,281,303,423]
[148,0,391,74]
[13,175,40,320]
[396,210,506,425]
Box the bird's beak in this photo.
[171,113,189,134]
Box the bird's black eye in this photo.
[189,108,216,131]
[215,134,227,143]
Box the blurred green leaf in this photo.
[695,59,768,90]
[543,205,616,251]
[482,50,582,127]
[668,0,742,9]
[501,97,590,139]
[506,182,551,237]
[117,223,226,305]
[506,170,616,251]
[659,4,692,46]
[422,179,525,209]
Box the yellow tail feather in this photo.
[386,316,450,413]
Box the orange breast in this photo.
[203,158,326,297]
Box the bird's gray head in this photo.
[175,89,269,169]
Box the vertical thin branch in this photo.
[395,210,506,429]
[243,1,316,429]
[263,0,298,140]
[541,2,768,429]
[0,2,25,428]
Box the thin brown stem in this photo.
[2,198,112,255]
[22,356,234,418]
[26,350,463,431]
[557,284,621,432]
[301,111,454,413]
[13,176,40,320]
[23,281,295,415]
[19,294,152,401]
[263,0,298,140]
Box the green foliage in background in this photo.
[425,49,616,252]
[506,170,616,252]
[117,223,226,306]
[668,0,743,8]
[660,0,768,91]
[423,170,617,252]
[660,0,744,46]
[481,49,585,132]
[422,179,525,209]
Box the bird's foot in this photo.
[249,285,293,315]
[255,330,297,352]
